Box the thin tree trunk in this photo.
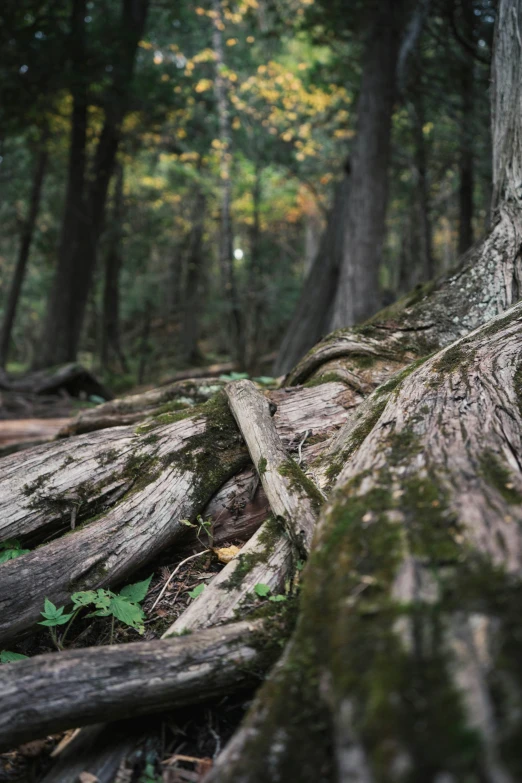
[413,92,435,280]
[38,0,149,368]
[273,173,349,376]
[458,0,475,254]
[246,164,263,369]
[211,0,244,364]
[0,124,49,368]
[181,190,207,363]
[329,0,404,329]
[101,163,127,372]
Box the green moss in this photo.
[374,355,432,397]
[303,372,349,388]
[432,343,468,374]
[96,448,118,466]
[277,458,324,513]
[22,471,56,497]
[258,456,267,475]
[153,399,193,416]
[136,405,196,434]
[220,516,282,590]
[480,450,522,504]
[325,397,387,487]
[387,427,422,466]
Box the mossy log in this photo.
[207,302,522,782]
[226,379,321,554]
[0,384,348,644]
[0,620,274,752]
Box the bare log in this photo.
[225,380,321,554]
[0,620,273,752]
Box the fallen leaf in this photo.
[79,772,100,783]
[19,739,48,757]
[213,545,240,564]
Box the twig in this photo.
[297,430,310,466]
[151,550,210,611]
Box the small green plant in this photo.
[253,376,276,386]
[39,575,153,649]
[188,583,205,599]
[219,371,250,381]
[0,650,28,663]
[0,539,30,564]
[254,583,287,602]
[181,514,213,547]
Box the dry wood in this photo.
[0,385,347,644]
[59,378,225,436]
[225,380,320,554]
[163,518,294,636]
[207,300,522,782]
[0,620,269,752]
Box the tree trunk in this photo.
[38,0,149,368]
[181,189,206,364]
[0,124,49,368]
[458,0,476,255]
[329,0,404,330]
[212,0,244,364]
[101,163,128,372]
[273,173,349,376]
[1,1,522,776]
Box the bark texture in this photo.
[0,620,271,751]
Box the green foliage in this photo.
[39,598,74,627]
[188,583,205,599]
[254,583,287,602]
[181,515,213,547]
[0,540,30,564]
[39,576,153,649]
[0,650,28,664]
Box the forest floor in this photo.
[0,532,257,782]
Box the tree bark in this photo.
[0,620,273,751]
[101,162,128,372]
[458,0,476,255]
[329,0,404,330]
[181,189,207,363]
[273,173,349,376]
[212,0,244,364]
[0,124,49,368]
[38,0,149,368]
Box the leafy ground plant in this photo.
[0,650,28,664]
[254,583,287,602]
[0,540,30,564]
[39,575,153,650]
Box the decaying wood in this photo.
[40,722,143,783]
[163,517,294,636]
[0,384,348,644]
[0,363,112,400]
[0,620,271,752]
[207,301,522,782]
[225,380,320,554]
[59,377,225,436]
[0,419,70,448]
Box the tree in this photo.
[36,0,149,368]
[1,0,522,779]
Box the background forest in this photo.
[0,0,495,394]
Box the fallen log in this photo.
[0,620,274,752]
[206,300,522,782]
[0,385,348,644]
[225,380,321,554]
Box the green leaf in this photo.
[89,394,105,404]
[71,590,98,607]
[269,594,287,602]
[0,650,28,663]
[188,583,205,599]
[180,518,196,528]
[109,594,145,631]
[93,589,111,610]
[254,376,276,385]
[254,583,271,597]
[119,575,152,604]
[39,614,73,626]
[0,543,30,563]
[219,372,249,381]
